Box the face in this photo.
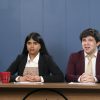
[26,38,41,56]
[82,36,98,55]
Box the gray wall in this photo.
[0,0,100,75]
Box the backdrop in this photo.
[0,0,100,75]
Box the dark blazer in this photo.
[7,54,64,82]
[65,50,100,82]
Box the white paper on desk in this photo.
[14,81,43,84]
[68,82,96,85]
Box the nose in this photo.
[30,43,35,47]
[85,40,90,46]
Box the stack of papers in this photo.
[68,82,96,85]
[14,81,42,84]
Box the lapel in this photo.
[80,51,85,73]
[19,55,27,75]
[76,50,85,74]
[38,55,44,75]
[96,51,100,75]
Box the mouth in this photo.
[30,49,35,52]
[84,47,90,50]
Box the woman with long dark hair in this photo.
[7,32,64,82]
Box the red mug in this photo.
[0,72,10,83]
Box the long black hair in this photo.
[22,32,49,56]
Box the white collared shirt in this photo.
[25,53,39,68]
[16,53,44,82]
[78,49,98,82]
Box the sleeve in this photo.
[42,56,64,82]
[65,54,80,82]
[6,55,22,82]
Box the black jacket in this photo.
[7,54,64,82]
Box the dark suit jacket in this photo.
[65,50,100,82]
[7,54,64,82]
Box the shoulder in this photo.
[40,54,52,60]
[71,50,83,56]
[97,50,100,56]
[69,50,84,60]
[15,54,27,61]
[39,54,55,64]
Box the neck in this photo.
[29,53,38,60]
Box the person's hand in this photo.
[80,73,95,83]
[25,75,41,82]
[19,76,28,82]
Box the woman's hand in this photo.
[19,76,28,82]
[18,75,41,82]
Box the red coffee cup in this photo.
[0,72,10,83]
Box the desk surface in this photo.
[0,82,100,89]
[1,82,100,100]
